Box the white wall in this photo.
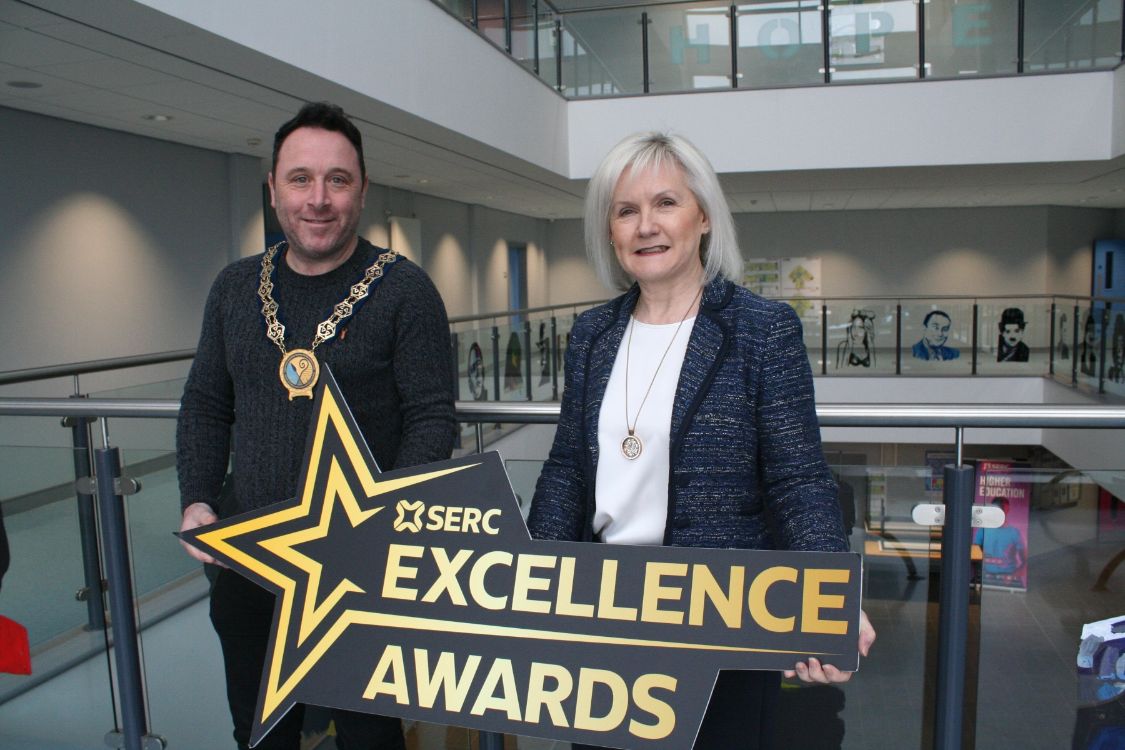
[542,205,1112,304]
[0,106,256,381]
[567,71,1122,177]
[1046,206,1117,296]
[130,0,569,176]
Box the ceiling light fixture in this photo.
[142,114,173,122]
[6,80,42,89]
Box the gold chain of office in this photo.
[258,240,398,399]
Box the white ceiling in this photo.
[2,0,1124,220]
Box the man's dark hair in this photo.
[999,307,1026,331]
[923,310,951,327]
[272,102,366,181]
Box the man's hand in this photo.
[179,502,223,566]
[784,609,876,684]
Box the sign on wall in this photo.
[181,370,863,749]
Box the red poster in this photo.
[1097,489,1125,543]
[973,460,1031,591]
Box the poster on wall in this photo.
[1097,489,1125,543]
[925,451,955,493]
[742,259,781,297]
[743,257,822,320]
[972,460,1031,591]
[780,257,821,320]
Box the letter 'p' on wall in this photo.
[182,368,862,749]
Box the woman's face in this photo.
[849,318,865,341]
[608,162,709,289]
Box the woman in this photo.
[836,309,876,369]
[527,132,874,749]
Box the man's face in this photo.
[1001,323,1024,348]
[268,127,366,273]
[924,314,951,348]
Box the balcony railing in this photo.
[0,391,1123,749]
[433,0,1125,98]
[449,293,1125,403]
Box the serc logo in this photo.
[393,500,425,533]
[392,499,500,535]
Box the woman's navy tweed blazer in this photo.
[527,276,848,553]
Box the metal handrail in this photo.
[3,397,1124,428]
[0,349,194,387]
[446,292,1125,328]
[1,292,1121,388]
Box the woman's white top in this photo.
[594,315,696,545]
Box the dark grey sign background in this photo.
[182,371,861,749]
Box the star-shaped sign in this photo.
[181,369,862,749]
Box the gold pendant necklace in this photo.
[622,286,702,460]
[259,241,398,399]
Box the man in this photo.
[972,497,1027,588]
[911,309,960,360]
[177,102,456,750]
[997,307,1030,362]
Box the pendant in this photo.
[621,432,643,460]
[279,348,319,400]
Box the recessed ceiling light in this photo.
[246,137,262,146]
[418,178,429,185]
[142,114,173,122]
[6,80,42,89]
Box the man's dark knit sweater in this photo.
[176,238,457,518]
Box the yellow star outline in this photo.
[193,381,476,725]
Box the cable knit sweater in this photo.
[176,238,456,518]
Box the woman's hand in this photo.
[784,609,875,684]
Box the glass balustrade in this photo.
[736,0,825,88]
[1,397,1123,748]
[437,0,1125,98]
[451,294,1123,399]
[925,0,1020,78]
[1025,0,1125,71]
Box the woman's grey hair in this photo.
[584,131,743,291]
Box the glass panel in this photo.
[975,298,1051,375]
[828,0,919,81]
[435,0,476,25]
[90,377,187,399]
[497,322,530,401]
[0,443,92,646]
[648,2,734,93]
[828,460,931,748]
[1025,0,1124,71]
[1106,306,1125,397]
[827,300,898,375]
[900,302,973,374]
[503,458,545,518]
[1054,302,1078,381]
[737,0,825,88]
[1077,305,1101,388]
[556,311,577,385]
[975,467,1125,747]
[527,314,557,402]
[454,323,495,402]
[782,297,823,373]
[122,445,198,599]
[510,0,538,75]
[478,0,507,49]
[925,0,1020,78]
[562,9,644,96]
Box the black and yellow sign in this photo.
[181,370,862,749]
